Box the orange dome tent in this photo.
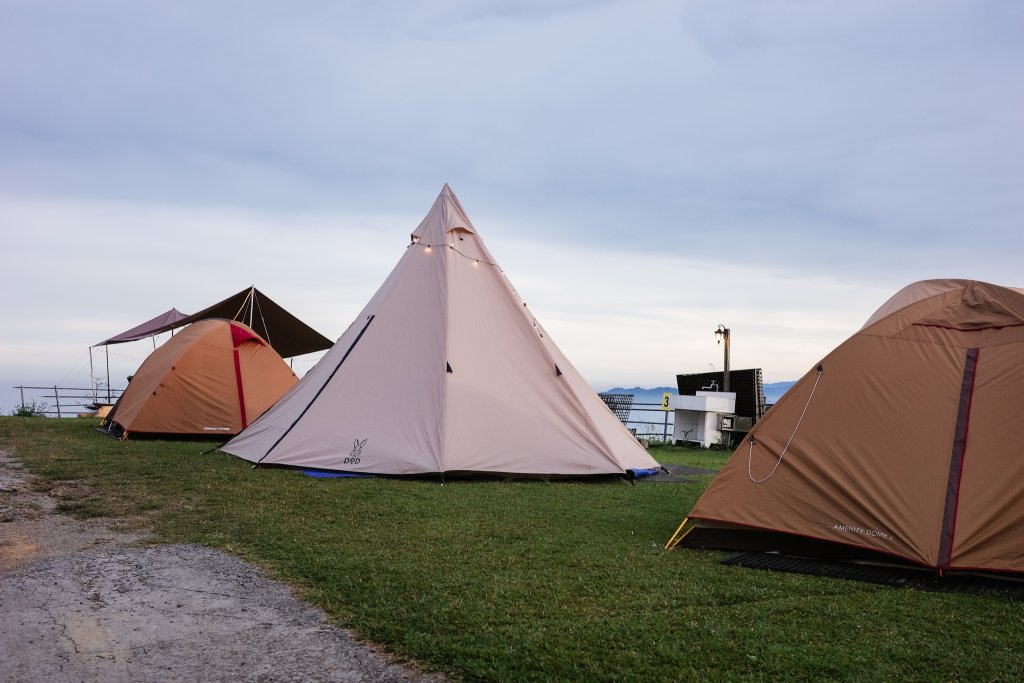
[103,319,298,438]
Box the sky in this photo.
[2,1,1022,411]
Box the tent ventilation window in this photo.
[446,362,454,374]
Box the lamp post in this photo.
[715,324,731,393]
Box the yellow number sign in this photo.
[661,392,671,411]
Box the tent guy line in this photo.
[746,363,824,484]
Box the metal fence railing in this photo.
[11,386,123,419]
[11,385,678,436]
[623,402,673,442]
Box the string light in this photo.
[409,240,500,267]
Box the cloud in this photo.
[1,193,887,392]
[1,1,1022,394]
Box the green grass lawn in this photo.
[3,417,1022,681]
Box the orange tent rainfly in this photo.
[221,184,660,478]
[667,279,1024,577]
[103,319,298,438]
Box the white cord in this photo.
[748,365,824,484]
[253,292,271,347]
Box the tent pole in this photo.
[105,346,111,402]
[664,517,690,550]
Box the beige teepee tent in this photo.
[668,279,1024,576]
[222,184,659,477]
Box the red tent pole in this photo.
[233,347,248,429]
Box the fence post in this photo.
[663,408,669,442]
[19,386,24,408]
[54,385,61,418]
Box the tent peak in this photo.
[412,184,476,243]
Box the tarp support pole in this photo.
[105,346,111,402]
[89,347,95,401]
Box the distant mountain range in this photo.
[601,382,796,405]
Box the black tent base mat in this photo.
[722,551,1024,599]
[95,424,230,443]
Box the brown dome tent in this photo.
[668,279,1024,577]
[103,319,298,438]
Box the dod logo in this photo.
[345,438,367,465]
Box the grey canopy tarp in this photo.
[95,287,333,358]
[147,287,333,358]
[89,288,332,403]
[95,308,190,346]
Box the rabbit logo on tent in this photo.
[345,438,367,465]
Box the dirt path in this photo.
[0,450,445,682]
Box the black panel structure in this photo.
[598,393,634,424]
[675,368,766,423]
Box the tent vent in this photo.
[555,365,563,376]
[446,362,453,374]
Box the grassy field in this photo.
[2,416,1023,681]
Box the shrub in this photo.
[10,400,49,417]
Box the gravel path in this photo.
[0,450,445,683]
